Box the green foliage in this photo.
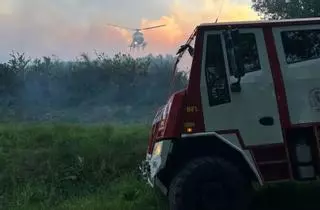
[252,0,320,20]
[0,52,187,123]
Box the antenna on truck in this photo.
[215,0,226,23]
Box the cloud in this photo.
[138,0,260,53]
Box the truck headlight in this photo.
[149,140,172,180]
[152,142,163,157]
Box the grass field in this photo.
[1,123,320,210]
[0,123,167,210]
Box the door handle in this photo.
[259,116,274,126]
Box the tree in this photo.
[252,0,320,20]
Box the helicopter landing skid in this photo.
[129,43,147,52]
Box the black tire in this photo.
[168,157,252,210]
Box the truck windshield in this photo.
[171,34,196,93]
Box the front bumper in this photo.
[140,154,154,187]
[140,139,173,195]
[140,154,168,195]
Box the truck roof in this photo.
[198,17,320,30]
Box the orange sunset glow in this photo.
[107,0,260,54]
[0,0,260,60]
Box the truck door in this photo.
[272,25,320,125]
[200,29,284,148]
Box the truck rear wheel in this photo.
[168,157,252,210]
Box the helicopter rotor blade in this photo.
[106,23,137,31]
[139,24,166,31]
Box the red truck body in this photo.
[142,17,320,210]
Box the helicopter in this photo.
[106,23,166,51]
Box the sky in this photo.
[0,0,260,61]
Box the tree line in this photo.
[0,52,187,123]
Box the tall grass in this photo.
[0,123,168,210]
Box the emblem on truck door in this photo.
[309,88,320,111]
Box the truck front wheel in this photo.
[168,157,252,210]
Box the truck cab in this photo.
[141,18,320,210]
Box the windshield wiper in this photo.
[176,44,194,57]
[176,28,197,56]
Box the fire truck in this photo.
[141,18,320,210]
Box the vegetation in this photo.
[0,46,319,209]
[0,51,187,208]
[0,52,187,124]
[0,124,320,210]
[0,124,167,210]
[252,0,320,20]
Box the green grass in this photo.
[8,174,168,210]
[1,123,320,210]
[0,123,168,210]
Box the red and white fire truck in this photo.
[141,17,320,210]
